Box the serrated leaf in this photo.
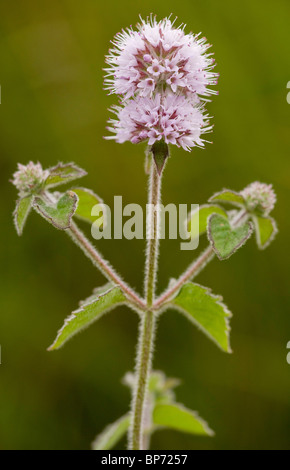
[45,162,87,188]
[253,216,278,249]
[48,286,127,350]
[72,187,104,226]
[79,282,115,307]
[92,414,130,450]
[33,191,78,230]
[208,213,253,260]
[209,189,245,207]
[153,403,214,436]
[13,195,33,236]
[170,282,231,352]
[188,204,228,239]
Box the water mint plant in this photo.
[11,16,278,450]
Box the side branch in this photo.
[68,221,146,311]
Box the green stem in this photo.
[129,150,165,450]
[145,161,161,307]
[130,310,155,450]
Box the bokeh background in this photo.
[0,0,289,450]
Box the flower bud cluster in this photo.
[12,162,49,197]
[241,182,277,216]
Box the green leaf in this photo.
[208,213,254,260]
[45,162,87,188]
[79,282,115,306]
[13,195,33,236]
[48,286,127,350]
[209,189,245,207]
[153,403,214,436]
[188,204,228,239]
[253,216,278,249]
[92,414,130,450]
[170,282,232,352]
[151,140,169,175]
[72,187,104,225]
[33,191,78,230]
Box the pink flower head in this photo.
[105,16,218,100]
[106,93,211,151]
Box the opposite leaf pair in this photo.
[48,280,231,354]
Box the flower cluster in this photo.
[241,182,277,216]
[105,16,218,152]
[12,162,49,197]
[105,17,217,100]
[107,93,211,151]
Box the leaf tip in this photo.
[13,219,23,237]
[255,216,278,250]
[203,422,215,437]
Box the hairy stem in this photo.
[144,161,162,306]
[68,220,146,311]
[130,310,156,450]
[129,150,164,450]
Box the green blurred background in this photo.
[0,0,289,450]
